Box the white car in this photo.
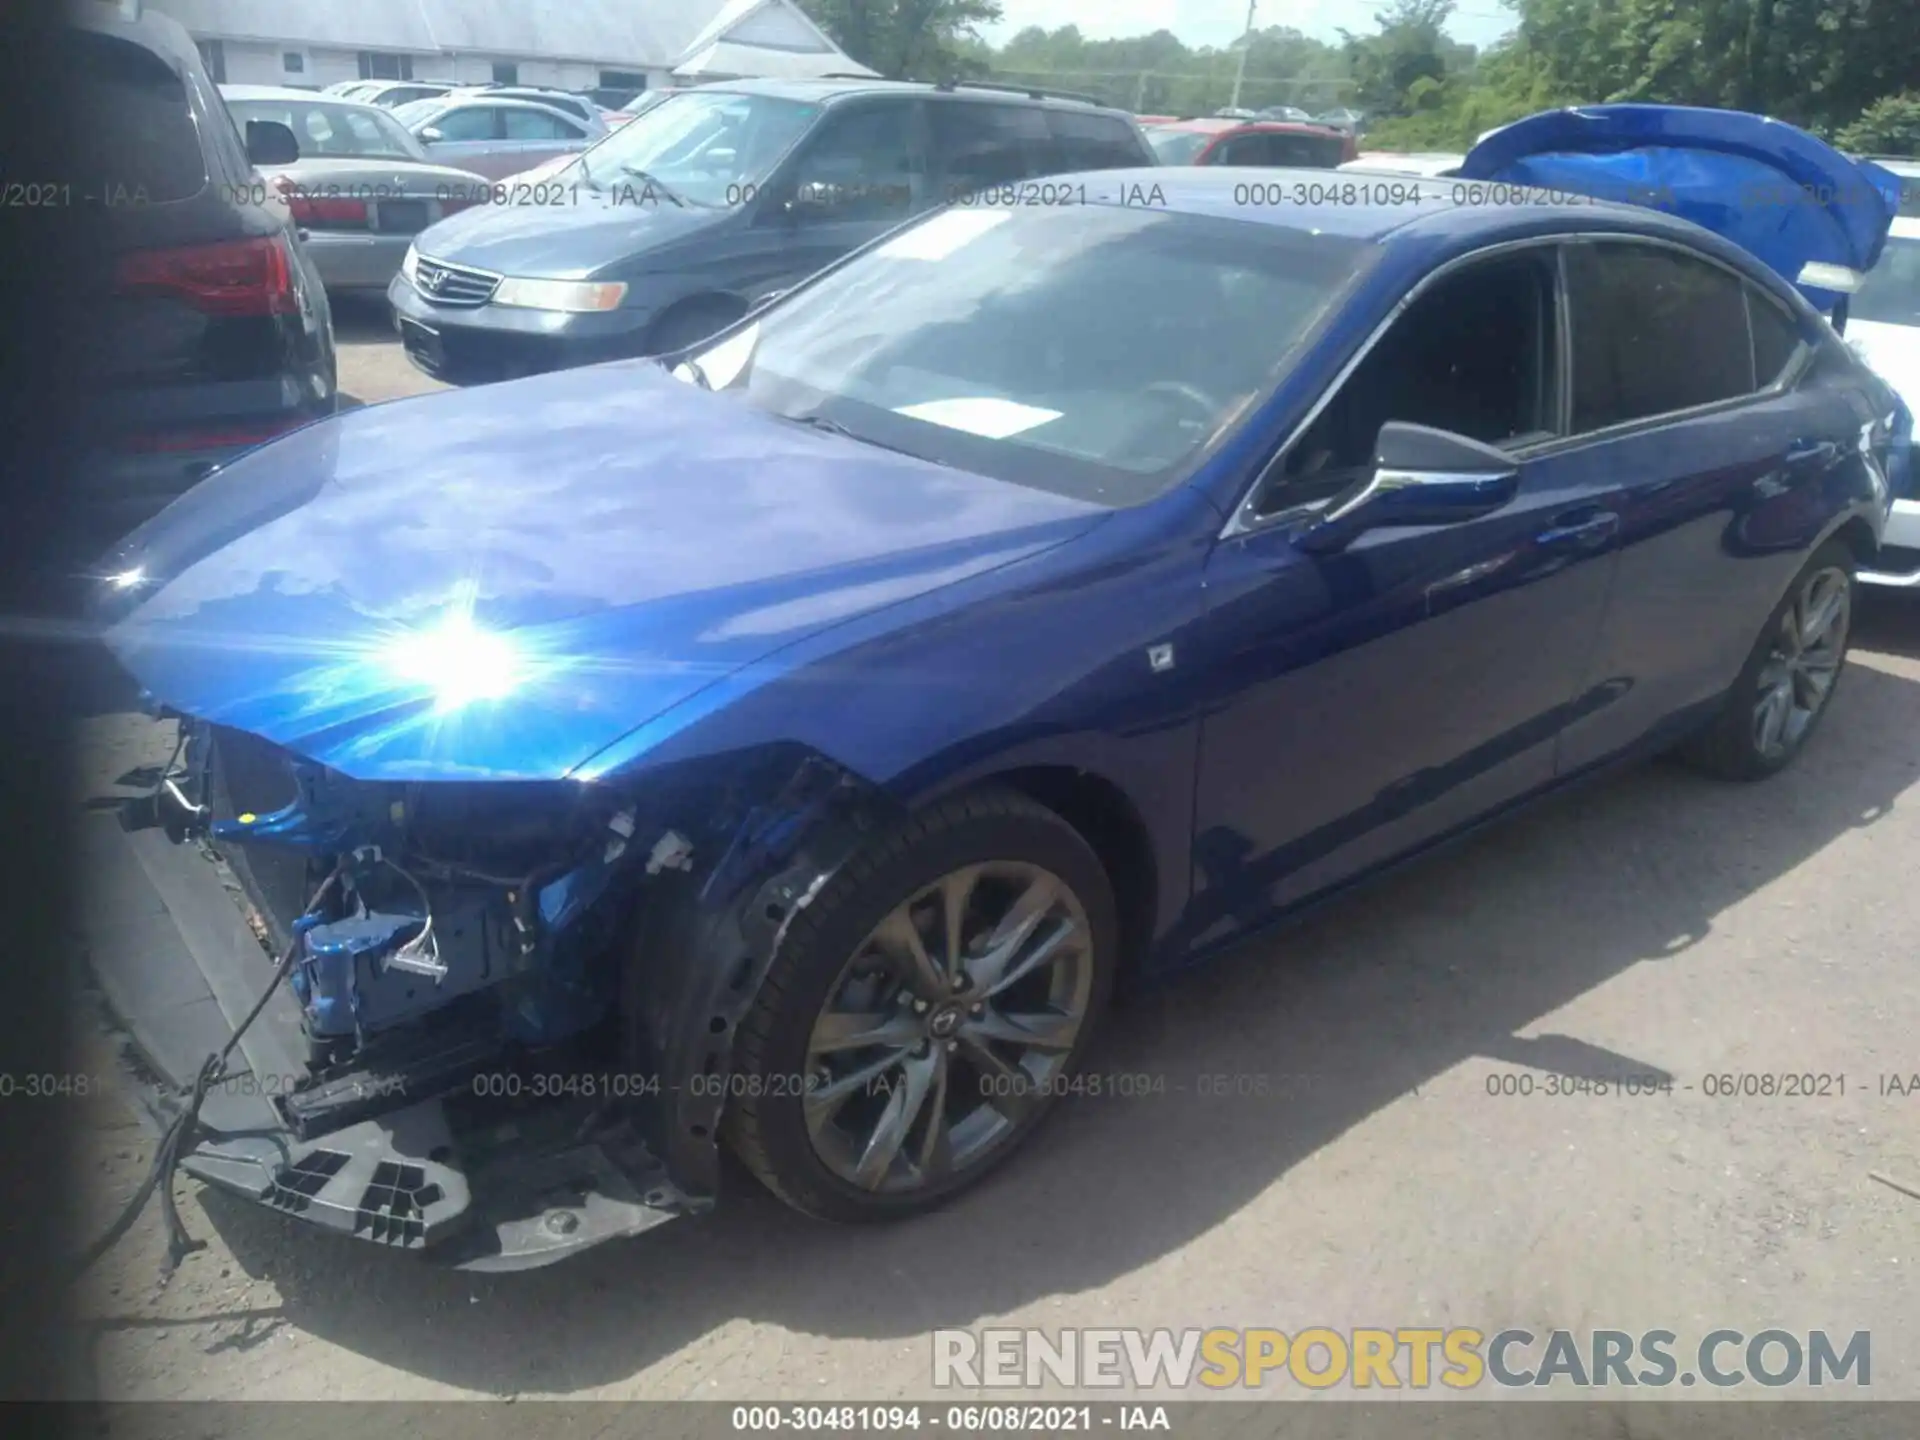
[1337,152,1464,178]
[1848,215,1920,588]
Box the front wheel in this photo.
[725,789,1118,1222]
[1679,539,1855,780]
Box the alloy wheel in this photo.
[802,861,1095,1194]
[1751,564,1850,760]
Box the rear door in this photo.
[1042,109,1154,173]
[498,106,590,176]
[1546,237,1865,773]
[929,99,1052,201]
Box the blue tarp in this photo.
[1460,104,1901,312]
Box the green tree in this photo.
[798,0,1005,79]
[1341,0,1472,117]
[1837,92,1920,155]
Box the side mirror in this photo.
[419,126,445,144]
[794,179,844,211]
[244,119,299,166]
[1296,421,1519,555]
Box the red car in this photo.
[1145,117,1356,168]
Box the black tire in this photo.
[1678,538,1856,781]
[725,787,1119,1223]
[644,298,745,357]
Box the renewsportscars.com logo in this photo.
[932,1327,1872,1391]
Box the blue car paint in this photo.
[102,361,1111,781]
[1459,104,1902,311]
[102,117,1895,1037]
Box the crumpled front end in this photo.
[101,704,890,1269]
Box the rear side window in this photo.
[503,109,579,140]
[1045,111,1148,171]
[1747,289,1804,387]
[1566,241,1755,433]
[931,102,1049,191]
[67,30,207,203]
[433,106,500,141]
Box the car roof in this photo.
[688,76,1129,114]
[1058,165,1760,251]
[418,94,582,115]
[221,83,384,108]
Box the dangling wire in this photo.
[67,861,345,1285]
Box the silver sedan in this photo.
[222,85,487,293]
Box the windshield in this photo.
[1148,130,1213,165]
[228,100,424,161]
[1853,235,1920,326]
[677,203,1367,506]
[576,91,818,206]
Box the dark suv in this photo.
[71,3,337,530]
[389,79,1158,384]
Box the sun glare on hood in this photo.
[379,597,524,712]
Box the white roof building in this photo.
[145,0,876,93]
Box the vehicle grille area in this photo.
[412,255,500,307]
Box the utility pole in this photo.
[1228,0,1258,111]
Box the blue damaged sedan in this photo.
[88,106,1908,1271]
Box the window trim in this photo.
[1222,234,1570,539]
[1221,230,1813,541]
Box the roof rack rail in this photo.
[928,78,1105,107]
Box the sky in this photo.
[978,0,1519,52]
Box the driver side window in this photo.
[1257,246,1561,516]
[788,100,928,222]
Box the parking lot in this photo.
[57,312,1920,1404]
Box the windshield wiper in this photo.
[615,165,686,206]
[782,413,946,465]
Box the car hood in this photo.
[262,156,485,185]
[1460,104,1901,311]
[100,363,1110,782]
[411,185,718,277]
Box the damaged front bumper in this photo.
[89,805,694,1271]
[87,718,890,1269]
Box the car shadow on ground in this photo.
[184,604,1920,1396]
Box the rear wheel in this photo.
[725,788,1118,1222]
[1679,539,1854,780]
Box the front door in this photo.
[1184,242,1623,951]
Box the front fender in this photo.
[621,746,904,1202]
